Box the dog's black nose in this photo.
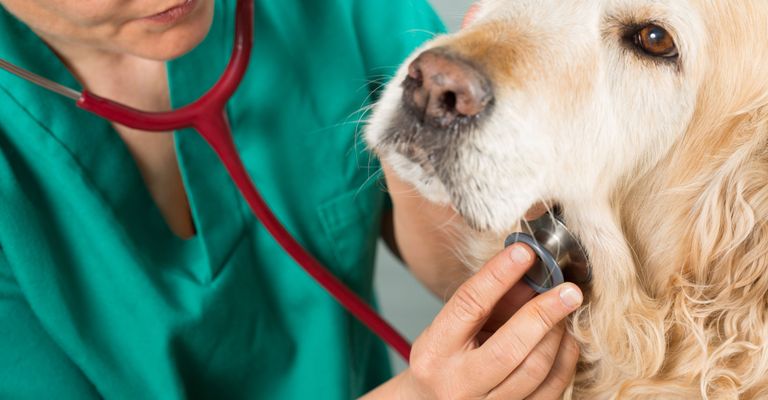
[403,48,493,127]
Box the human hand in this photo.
[462,2,481,29]
[399,244,583,399]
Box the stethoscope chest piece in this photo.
[505,211,591,293]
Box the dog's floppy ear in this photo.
[683,106,768,282]
[669,105,768,396]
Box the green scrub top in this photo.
[0,1,443,398]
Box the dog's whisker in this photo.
[358,1,768,395]
[405,28,440,39]
[521,217,536,244]
[539,198,563,258]
[349,100,380,171]
[539,199,562,286]
[367,65,407,73]
[434,208,462,232]
[354,167,385,200]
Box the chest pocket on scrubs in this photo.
[315,184,391,381]
[316,186,385,295]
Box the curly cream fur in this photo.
[583,113,768,399]
[366,1,768,397]
[568,4,768,396]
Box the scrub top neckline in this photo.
[0,3,249,282]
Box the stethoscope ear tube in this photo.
[1,0,415,362]
[505,232,565,294]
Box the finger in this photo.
[423,243,535,355]
[525,332,580,400]
[466,283,582,387]
[461,2,481,29]
[484,324,565,399]
[482,280,537,334]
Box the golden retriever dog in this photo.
[365,1,768,398]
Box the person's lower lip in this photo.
[143,0,197,24]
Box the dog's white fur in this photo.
[366,0,768,398]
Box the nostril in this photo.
[454,86,491,117]
[441,91,457,113]
[402,48,494,127]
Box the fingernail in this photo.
[509,244,532,265]
[559,284,583,309]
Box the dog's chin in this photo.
[383,150,551,234]
[383,150,453,204]
[454,199,550,234]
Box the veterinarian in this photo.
[0,0,583,398]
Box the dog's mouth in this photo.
[382,132,549,233]
[377,46,495,187]
[380,93,487,177]
[372,47,554,233]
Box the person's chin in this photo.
[130,0,214,61]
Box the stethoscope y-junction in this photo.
[0,0,591,362]
[0,0,411,361]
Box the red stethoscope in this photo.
[0,0,412,361]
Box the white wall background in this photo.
[372,0,475,374]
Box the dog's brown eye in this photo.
[634,24,678,58]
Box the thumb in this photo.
[461,3,481,29]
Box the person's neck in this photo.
[37,30,170,112]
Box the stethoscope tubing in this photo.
[1,0,413,361]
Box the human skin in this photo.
[0,0,215,238]
[0,0,215,61]
[0,1,582,397]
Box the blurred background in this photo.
[373,0,474,373]
[426,0,473,35]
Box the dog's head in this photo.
[367,1,768,397]
[367,0,766,234]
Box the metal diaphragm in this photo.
[505,211,591,293]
